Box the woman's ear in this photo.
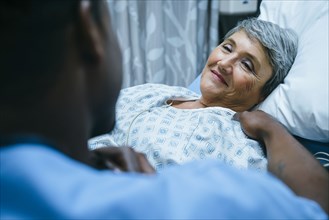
[76,0,104,66]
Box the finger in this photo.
[111,147,150,173]
[93,146,154,173]
[104,160,122,173]
[121,147,141,172]
[137,153,156,174]
[232,112,241,121]
[90,149,123,171]
[93,147,133,171]
[93,147,121,160]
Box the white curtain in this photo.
[108,0,220,88]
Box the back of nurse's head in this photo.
[0,0,102,104]
[224,18,298,98]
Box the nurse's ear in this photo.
[75,0,104,67]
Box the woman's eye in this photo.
[241,59,255,74]
[222,44,232,52]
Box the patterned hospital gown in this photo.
[89,84,267,171]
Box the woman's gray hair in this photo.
[224,18,298,98]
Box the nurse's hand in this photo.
[233,110,284,143]
[90,146,155,174]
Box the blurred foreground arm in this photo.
[235,111,329,214]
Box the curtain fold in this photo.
[108,0,220,88]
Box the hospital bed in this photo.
[189,0,329,168]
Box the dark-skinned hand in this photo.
[233,110,283,143]
[90,146,155,174]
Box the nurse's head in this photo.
[0,0,122,162]
[200,18,298,112]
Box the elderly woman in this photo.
[89,18,298,171]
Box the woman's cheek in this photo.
[208,48,222,64]
[241,75,256,93]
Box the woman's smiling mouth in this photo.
[211,69,228,86]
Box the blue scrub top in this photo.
[1,144,327,219]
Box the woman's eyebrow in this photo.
[226,37,261,71]
[225,38,236,46]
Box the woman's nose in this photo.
[217,55,234,75]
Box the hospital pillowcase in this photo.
[257,0,329,142]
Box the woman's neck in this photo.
[170,99,207,109]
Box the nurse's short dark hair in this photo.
[0,0,102,104]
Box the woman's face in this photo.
[200,30,273,112]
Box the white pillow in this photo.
[258,0,329,142]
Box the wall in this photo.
[218,0,262,40]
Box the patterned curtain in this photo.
[108,0,220,88]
